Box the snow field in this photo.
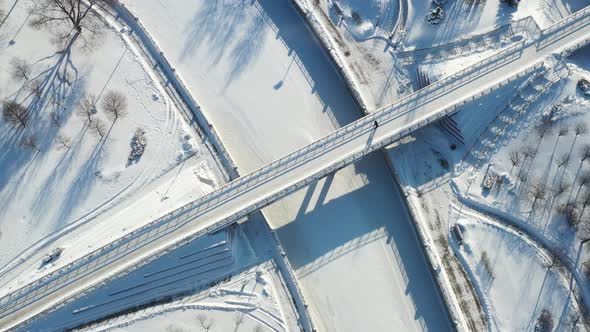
[454,211,583,331]
[0,0,221,273]
[85,261,300,332]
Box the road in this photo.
[1,6,590,331]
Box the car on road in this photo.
[41,248,63,265]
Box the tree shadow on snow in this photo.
[0,40,83,221]
[51,135,108,229]
[255,0,361,126]
[181,0,360,127]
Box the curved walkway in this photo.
[453,185,590,315]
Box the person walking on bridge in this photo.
[373,120,379,129]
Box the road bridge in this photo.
[1,6,590,331]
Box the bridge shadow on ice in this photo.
[275,153,452,330]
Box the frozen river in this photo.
[126,0,452,330]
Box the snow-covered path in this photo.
[2,7,590,330]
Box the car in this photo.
[41,248,63,265]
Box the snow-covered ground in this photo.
[403,0,586,49]
[95,261,299,332]
[123,0,452,331]
[292,0,589,111]
[0,0,223,274]
[456,210,583,331]
[452,47,590,270]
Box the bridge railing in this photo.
[538,6,590,50]
[1,4,588,322]
[543,6,590,35]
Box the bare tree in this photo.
[29,0,104,50]
[576,170,590,202]
[55,134,71,151]
[518,169,528,184]
[575,123,588,137]
[529,181,548,210]
[101,90,128,123]
[3,100,28,128]
[579,171,590,194]
[78,106,95,127]
[49,111,61,128]
[509,150,521,173]
[22,136,40,152]
[30,0,100,33]
[556,153,570,168]
[535,117,553,139]
[545,252,560,270]
[197,315,213,332]
[27,79,44,98]
[80,93,98,114]
[553,181,570,199]
[78,93,98,127]
[521,145,536,163]
[9,57,32,82]
[91,118,107,139]
[557,201,580,227]
[566,313,582,330]
[557,124,569,138]
[164,325,187,332]
[552,124,569,155]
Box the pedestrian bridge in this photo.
[2,6,590,330]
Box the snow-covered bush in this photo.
[578,78,590,96]
[128,128,147,164]
[426,6,445,25]
[501,0,521,8]
[534,309,553,332]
